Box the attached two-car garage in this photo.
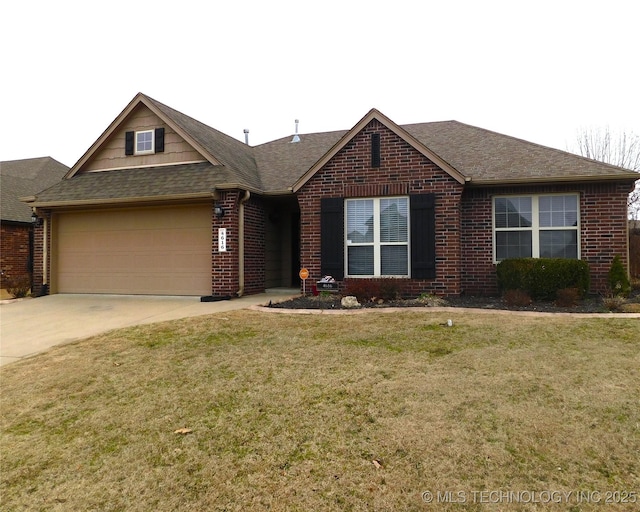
[51,204,212,295]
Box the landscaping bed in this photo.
[270,289,640,313]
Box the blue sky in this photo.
[2,0,638,168]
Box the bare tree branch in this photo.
[569,127,640,219]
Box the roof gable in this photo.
[292,109,467,192]
[79,103,209,173]
[66,93,262,190]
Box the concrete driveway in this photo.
[0,290,298,366]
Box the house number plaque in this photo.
[218,228,227,252]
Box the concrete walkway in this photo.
[0,290,298,367]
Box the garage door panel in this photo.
[173,229,210,246]
[55,205,212,295]
[105,253,132,269]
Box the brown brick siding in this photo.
[211,191,266,297]
[461,182,633,295]
[30,210,52,296]
[211,191,240,297]
[299,120,632,298]
[581,181,633,292]
[298,119,465,297]
[243,195,266,295]
[0,222,32,288]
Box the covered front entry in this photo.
[51,204,212,295]
[264,197,300,288]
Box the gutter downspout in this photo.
[42,214,49,295]
[236,190,251,297]
[43,217,47,282]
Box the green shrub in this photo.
[608,255,631,297]
[496,258,590,300]
[496,259,536,292]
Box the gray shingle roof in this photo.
[145,96,263,191]
[26,99,638,207]
[32,162,227,204]
[253,130,347,192]
[254,119,638,190]
[1,157,68,221]
[402,121,638,184]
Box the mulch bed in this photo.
[270,290,640,314]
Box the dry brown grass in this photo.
[1,311,639,511]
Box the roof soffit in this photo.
[292,108,467,192]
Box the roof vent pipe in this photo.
[243,129,249,145]
[291,119,300,143]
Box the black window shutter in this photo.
[320,197,344,280]
[155,127,165,153]
[410,194,436,279]
[371,133,381,168]
[125,131,134,155]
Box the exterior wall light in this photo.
[31,211,43,227]
[214,204,225,218]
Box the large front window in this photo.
[494,194,579,261]
[346,197,409,276]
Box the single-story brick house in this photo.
[24,93,638,297]
[1,157,68,297]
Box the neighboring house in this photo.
[24,93,638,298]
[1,157,68,296]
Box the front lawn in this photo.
[1,311,638,511]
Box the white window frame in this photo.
[345,196,410,278]
[492,193,580,263]
[135,130,155,155]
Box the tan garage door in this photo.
[54,205,212,295]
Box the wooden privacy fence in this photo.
[630,230,640,278]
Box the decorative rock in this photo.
[341,296,361,308]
